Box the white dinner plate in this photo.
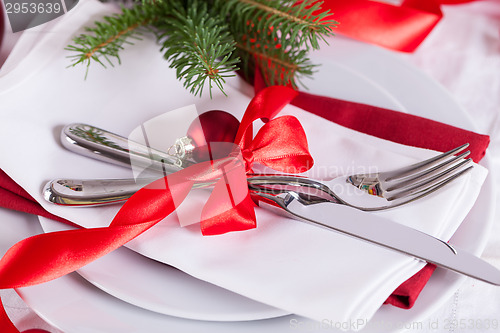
[0,208,318,333]
[18,35,494,333]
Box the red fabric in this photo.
[385,264,437,308]
[0,297,19,333]
[0,170,80,228]
[0,4,4,50]
[321,0,479,52]
[292,91,489,163]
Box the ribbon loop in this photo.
[246,116,314,173]
[197,87,314,234]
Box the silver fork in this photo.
[247,143,473,211]
[44,123,473,211]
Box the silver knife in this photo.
[254,191,500,286]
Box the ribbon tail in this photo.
[322,0,442,52]
[0,175,193,288]
[0,224,154,288]
[201,192,257,236]
[200,162,256,235]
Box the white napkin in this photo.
[0,0,488,328]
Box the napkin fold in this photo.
[0,0,490,328]
[0,170,75,227]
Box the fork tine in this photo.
[386,150,470,192]
[386,158,473,201]
[386,165,474,207]
[385,143,469,181]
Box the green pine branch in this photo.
[65,0,337,96]
[65,2,163,74]
[222,0,335,50]
[224,0,335,88]
[156,1,239,97]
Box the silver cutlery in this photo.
[46,124,473,211]
[42,123,500,285]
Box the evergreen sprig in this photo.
[66,0,337,96]
[222,0,334,50]
[224,0,335,87]
[65,2,164,75]
[156,1,239,96]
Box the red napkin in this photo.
[0,5,4,48]
[292,92,489,163]
[0,169,77,227]
[0,89,490,311]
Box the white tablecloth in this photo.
[1,1,499,332]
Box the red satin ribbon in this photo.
[322,0,479,52]
[0,86,312,291]
[0,298,19,333]
[201,86,313,235]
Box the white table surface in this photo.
[1,1,499,332]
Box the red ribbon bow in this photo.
[0,85,313,289]
[200,85,314,235]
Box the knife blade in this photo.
[255,191,500,286]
